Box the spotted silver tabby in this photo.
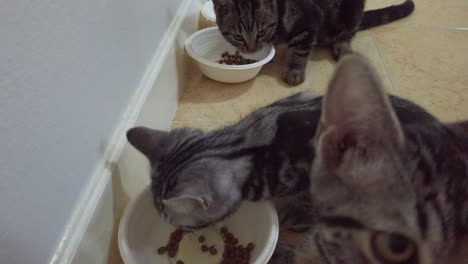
[269,55,468,263]
[212,0,415,86]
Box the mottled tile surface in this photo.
[373,27,468,121]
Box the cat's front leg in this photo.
[283,32,315,86]
[331,40,353,61]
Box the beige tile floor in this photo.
[174,0,468,130]
[172,0,468,247]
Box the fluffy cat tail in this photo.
[360,0,415,30]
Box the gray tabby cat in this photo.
[212,0,415,86]
[270,55,468,263]
[127,91,320,230]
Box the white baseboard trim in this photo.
[48,0,193,263]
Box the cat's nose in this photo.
[246,42,257,53]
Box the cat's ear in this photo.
[163,196,209,214]
[126,126,169,159]
[315,54,405,166]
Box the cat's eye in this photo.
[233,34,243,41]
[371,232,417,263]
[258,29,266,38]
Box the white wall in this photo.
[0,0,182,263]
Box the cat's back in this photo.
[231,92,321,135]
[204,92,322,151]
[390,96,466,151]
[391,96,468,233]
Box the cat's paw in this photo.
[331,42,352,62]
[282,69,305,86]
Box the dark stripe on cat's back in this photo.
[314,233,333,264]
[274,110,320,152]
[416,203,428,239]
[219,108,321,200]
[425,193,449,239]
[274,0,287,40]
[441,151,468,233]
[417,159,434,187]
[432,199,449,239]
[241,169,256,200]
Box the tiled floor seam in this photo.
[369,30,399,95]
[379,24,468,31]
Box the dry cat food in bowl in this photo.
[185,27,275,83]
[218,51,259,65]
[118,187,279,264]
[156,226,255,264]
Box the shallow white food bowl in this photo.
[185,27,276,83]
[201,1,216,23]
[118,187,279,264]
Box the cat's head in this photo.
[300,55,468,264]
[126,127,248,229]
[212,0,277,53]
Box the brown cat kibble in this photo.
[198,235,206,243]
[156,228,185,258]
[201,245,208,252]
[219,226,253,264]
[218,51,258,65]
[208,245,218,255]
[157,226,254,263]
[157,246,166,255]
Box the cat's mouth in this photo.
[243,48,257,53]
[247,48,263,54]
[242,43,263,54]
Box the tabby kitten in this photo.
[212,0,415,86]
[127,92,320,230]
[270,55,468,264]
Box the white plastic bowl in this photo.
[118,187,279,264]
[185,27,276,83]
[201,1,216,23]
